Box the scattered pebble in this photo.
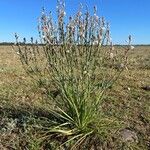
[127,87,131,91]
[141,86,150,91]
[120,129,138,143]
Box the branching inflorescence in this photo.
[14,0,134,148]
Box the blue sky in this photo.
[0,0,149,44]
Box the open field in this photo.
[0,45,150,149]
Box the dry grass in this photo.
[0,45,150,149]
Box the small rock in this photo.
[120,129,138,143]
[141,86,150,91]
[127,87,131,91]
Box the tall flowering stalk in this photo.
[14,0,134,148]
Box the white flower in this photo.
[78,12,82,16]
[99,36,102,40]
[83,71,87,74]
[80,33,84,38]
[130,45,135,50]
[111,46,115,51]
[94,14,99,21]
[93,40,98,45]
[16,52,20,55]
[110,52,114,59]
[66,50,70,53]
[101,27,106,31]
[120,63,124,68]
[63,11,66,16]
[43,35,46,39]
[127,87,131,91]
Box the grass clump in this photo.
[13,0,135,149]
